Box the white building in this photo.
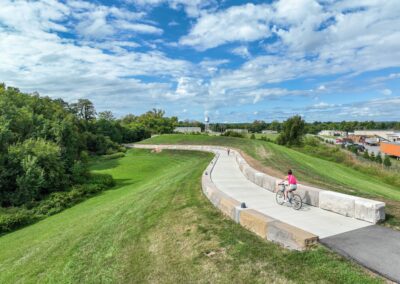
[261,130,278,134]
[318,130,346,137]
[174,127,201,133]
[225,129,249,134]
[353,130,400,142]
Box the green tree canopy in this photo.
[276,115,306,146]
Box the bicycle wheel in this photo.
[276,190,285,205]
[291,194,302,210]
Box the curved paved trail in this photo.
[212,149,371,238]
[133,144,400,282]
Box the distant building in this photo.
[353,130,400,143]
[261,130,278,134]
[225,129,249,134]
[318,130,346,137]
[380,142,400,158]
[174,127,201,133]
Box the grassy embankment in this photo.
[0,149,380,283]
[141,134,400,229]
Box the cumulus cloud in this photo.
[1,0,400,121]
[180,3,271,50]
[382,89,392,96]
[231,46,250,58]
[131,0,217,17]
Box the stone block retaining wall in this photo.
[231,149,385,224]
[131,144,384,250]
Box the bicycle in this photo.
[276,182,302,210]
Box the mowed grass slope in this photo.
[141,134,400,229]
[0,149,380,283]
[142,134,400,200]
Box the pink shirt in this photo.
[288,174,297,185]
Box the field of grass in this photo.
[0,149,381,283]
[246,133,279,141]
[141,134,400,229]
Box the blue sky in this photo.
[0,0,399,122]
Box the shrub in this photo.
[101,152,126,160]
[250,133,256,139]
[221,131,245,138]
[370,152,375,161]
[363,150,370,160]
[375,152,383,164]
[0,173,115,234]
[384,155,392,167]
[0,208,38,233]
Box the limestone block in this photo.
[218,197,241,220]
[243,167,257,183]
[295,184,322,207]
[239,209,275,238]
[254,173,265,187]
[261,174,277,192]
[319,191,355,217]
[355,198,385,223]
[209,190,223,207]
[274,180,282,192]
[267,221,318,251]
[233,206,246,223]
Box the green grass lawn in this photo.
[0,149,381,283]
[141,134,400,229]
[246,133,279,141]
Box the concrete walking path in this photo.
[212,149,371,238]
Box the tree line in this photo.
[210,120,400,134]
[0,85,176,207]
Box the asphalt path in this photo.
[321,226,400,283]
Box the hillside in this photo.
[0,149,380,283]
[141,134,400,229]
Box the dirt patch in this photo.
[255,145,271,159]
[151,148,163,153]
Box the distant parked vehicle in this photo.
[335,138,342,144]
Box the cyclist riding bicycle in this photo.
[284,169,297,203]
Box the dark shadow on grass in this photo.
[110,178,141,189]
[89,158,120,171]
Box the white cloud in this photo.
[382,89,392,96]
[180,3,271,50]
[311,102,335,109]
[114,20,163,34]
[0,0,192,115]
[231,46,250,58]
[131,0,217,17]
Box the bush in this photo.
[221,131,245,138]
[370,152,375,161]
[384,155,392,167]
[250,133,256,139]
[0,208,38,233]
[0,173,115,234]
[375,152,383,164]
[101,152,126,160]
[363,150,370,160]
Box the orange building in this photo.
[380,142,400,157]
